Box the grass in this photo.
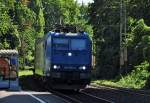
[19,65,34,76]
[19,70,33,76]
[91,80,119,87]
[92,61,150,89]
[19,66,34,70]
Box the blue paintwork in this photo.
[49,32,91,70]
[35,31,92,75]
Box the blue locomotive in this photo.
[34,27,92,90]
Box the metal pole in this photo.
[120,0,127,74]
[124,1,128,73]
[120,0,124,74]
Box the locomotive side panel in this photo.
[44,35,52,76]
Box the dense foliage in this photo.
[89,0,122,78]
[117,61,150,88]
[0,0,92,68]
[92,61,150,89]
[89,0,150,80]
[0,0,19,49]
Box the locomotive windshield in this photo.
[53,38,69,50]
[71,39,86,50]
[53,38,86,50]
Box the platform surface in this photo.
[0,90,68,103]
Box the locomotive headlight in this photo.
[82,66,86,70]
[79,66,86,70]
[68,52,72,56]
[53,65,61,69]
[53,65,57,69]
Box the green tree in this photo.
[0,0,19,49]
[42,0,93,36]
[15,1,36,67]
[89,0,120,78]
[42,0,61,32]
[127,0,150,25]
[89,0,150,79]
[30,0,45,37]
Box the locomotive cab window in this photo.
[53,38,69,50]
[71,39,86,50]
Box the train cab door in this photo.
[0,58,10,89]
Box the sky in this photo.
[77,0,94,5]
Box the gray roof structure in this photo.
[0,50,18,56]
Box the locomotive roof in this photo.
[48,31,89,38]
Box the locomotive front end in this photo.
[50,32,92,89]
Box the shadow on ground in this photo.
[19,75,46,92]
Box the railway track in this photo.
[83,85,150,103]
[20,76,149,103]
[90,84,150,97]
[45,85,115,103]
[31,75,115,103]
[29,76,114,103]
[44,80,150,103]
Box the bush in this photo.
[92,61,150,89]
[117,61,150,88]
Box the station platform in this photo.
[0,91,67,103]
